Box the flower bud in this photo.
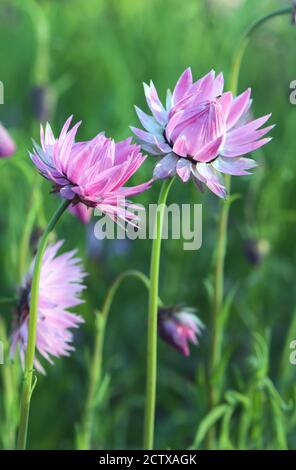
[158,305,204,356]
[0,122,16,157]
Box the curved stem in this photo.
[17,199,70,450]
[208,5,292,448]
[144,177,174,450]
[229,6,291,94]
[79,270,159,450]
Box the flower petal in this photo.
[153,153,179,179]
[221,137,272,158]
[176,158,191,182]
[226,88,251,130]
[192,163,227,198]
[134,106,163,134]
[213,157,257,175]
[144,81,168,125]
[172,67,193,105]
[193,135,224,163]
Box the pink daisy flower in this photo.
[0,122,16,158]
[158,305,204,357]
[132,68,274,198]
[30,117,151,223]
[10,241,87,374]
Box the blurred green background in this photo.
[0,0,296,450]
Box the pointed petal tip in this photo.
[134,105,144,116]
[244,87,251,97]
[183,66,192,77]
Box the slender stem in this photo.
[209,175,231,407]
[17,199,70,450]
[208,5,292,448]
[18,178,42,283]
[229,6,292,94]
[0,319,20,449]
[144,177,174,450]
[79,270,157,450]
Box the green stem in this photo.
[209,174,231,405]
[0,319,20,449]
[208,5,292,448]
[79,270,158,450]
[229,6,291,94]
[17,199,70,450]
[18,178,42,283]
[143,177,174,450]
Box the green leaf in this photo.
[190,404,228,449]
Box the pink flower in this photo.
[0,122,16,157]
[132,68,274,198]
[10,241,87,374]
[30,117,151,222]
[158,305,204,356]
[69,202,92,224]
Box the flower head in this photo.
[10,241,87,373]
[30,117,151,223]
[158,305,204,356]
[132,68,273,198]
[0,122,16,158]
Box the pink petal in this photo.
[211,72,224,98]
[193,135,224,163]
[144,81,167,125]
[172,68,193,105]
[224,115,272,147]
[0,123,16,157]
[221,137,272,158]
[213,157,257,175]
[69,203,92,224]
[176,159,191,182]
[134,106,163,134]
[172,135,187,157]
[192,163,227,198]
[226,88,251,130]
[153,153,179,179]
[218,92,233,120]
